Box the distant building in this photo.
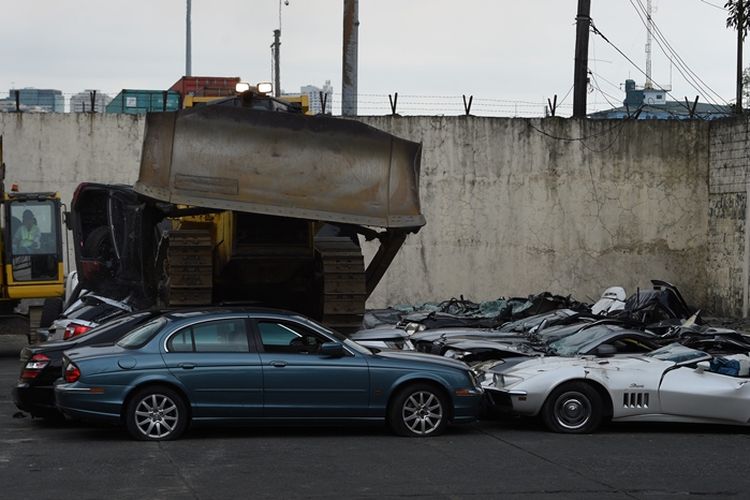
[105,89,181,114]
[299,80,334,114]
[70,90,112,113]
[0,88,64,112]
[589,80,732,120]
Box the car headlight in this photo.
[497,374,524,387]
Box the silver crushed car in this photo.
[476,343,750,433]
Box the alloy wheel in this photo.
[134,393,180,439]
[402,390,444,435]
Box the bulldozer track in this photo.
[314,237,366,334]
[166,229,213,306]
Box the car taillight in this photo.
[64,324,91,340]
[20,353,50,380]
[64,362,81,383]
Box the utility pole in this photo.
[273,29,281,96]
[573,0,591,118]
[186,0,192,76]
[342,0,359,116]
[737,0,744,114]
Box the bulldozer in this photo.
[70,90,424,332]
[0,136,65,341]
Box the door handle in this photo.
[270,361,287,368]
[179,363,196,370]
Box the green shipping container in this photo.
[105,89,181,114]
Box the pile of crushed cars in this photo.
[351,279,750,364]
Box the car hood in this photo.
[374,350,470,371]
[350,327,409,341]
[477,353,668,378]
[411,328,521,343]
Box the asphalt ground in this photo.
[2,335,750,500]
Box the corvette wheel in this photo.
[389,384,448,437]
[542,382,602,434]
[126,386,188,441]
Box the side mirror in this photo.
[319,342,345,357]
[695,361,710,373]
[596,344,617,358]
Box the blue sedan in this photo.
[55,309,483,440]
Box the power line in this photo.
[698,0,727,11]
[589,20,695,114]
[630,0,730,110]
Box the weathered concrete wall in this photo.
[359,117,710,308]
[0,113,144,205]
[0,112,715,310]
[707,118,750,316]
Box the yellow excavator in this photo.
[0,136,65,341]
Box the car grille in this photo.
[623,392,650,409]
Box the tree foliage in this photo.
[726,1,750,39]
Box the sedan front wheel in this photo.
[389,384,448,437]
[125,386,188,441]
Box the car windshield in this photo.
[116,317,167,349]
[547,324,621,356]
[645,343,709,364]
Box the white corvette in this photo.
[475,343,750,433]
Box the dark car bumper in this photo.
[54,382,122,423]
[13,383,60,418]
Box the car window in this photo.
[167,319,249,353]
[257,321,325,354]
[117,317,168,349]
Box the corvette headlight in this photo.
[497,374,524,387]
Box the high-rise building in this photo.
[0,88,64,112]
[300,80,333,114]
[70,90,112,113]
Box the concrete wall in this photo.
[707,118,750,316]
[359,116,710,308]
[0,112,723,312]
[0,113,143,205]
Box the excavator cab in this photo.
[2,193,65,298]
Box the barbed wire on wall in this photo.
[0,90,628,118]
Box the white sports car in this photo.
[475,343,750,433]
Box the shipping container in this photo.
[169,76,240,98]
[105,90,181,114]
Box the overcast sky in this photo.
[0,0,740,116]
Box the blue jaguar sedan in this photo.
[55,309,483,440]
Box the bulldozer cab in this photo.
[1,194,65,298]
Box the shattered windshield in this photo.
[645,343,709,364]
[547,324,621,356]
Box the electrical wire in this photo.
[698,0,727,11]
[590,20,695,114]
[589,71,621,109]
[630,0,730,111]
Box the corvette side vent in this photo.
[623,392,649,409]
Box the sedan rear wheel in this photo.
[389,384,448,437]
[541,382,602,434]
[126,386,188,441]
